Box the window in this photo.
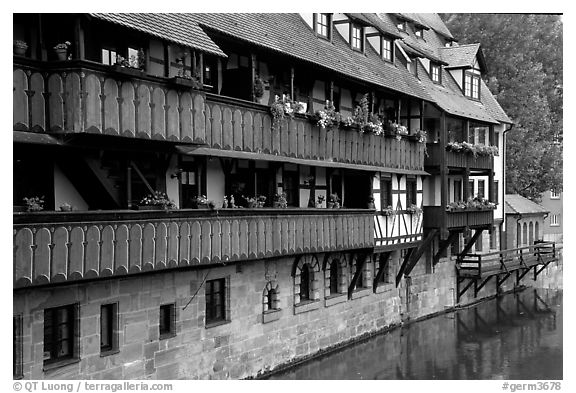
[517,223,522,247]
[550,189,560,199]
[263,281,280,313]
[267,288,277,310]
[397,20,406,31]
[535,222,540,241]
[529,222,534,245]
[206,278,227,325]
[314,13,331,39]
[550,214,559,227]
[101,48,117,65]
[490,226,496,250]
[283,168,299,207]
[127,47,139,68]
[14,315,23,378]
[523,223,528,245]
[495,132,500,148]
[159,303,176,338]
[478,180,485,199]
[454,180,462,202]
[329,259,339,295]
[494,180,499,203]
[380,177,392,210]
[406,178,417,206]
[415,27,424,38]
[382,37,393,62]
[464,72,481,100]
[475,235,483,252]
[430,63,441,84]
[468,180,475,198]
[351,24,363,51]
[377,253,391,284]
[44,304,78,366]
[300,263,311,301]
[100,303,118,353]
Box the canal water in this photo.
[269,288,562,379]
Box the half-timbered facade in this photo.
[14,13,514,379]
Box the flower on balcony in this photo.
[140,191,176,209]
[382,205,395,216]
[270,95,301,130]
[361,120,383,135]
[413,129,427,144]
[53,41,71,51]
[253,75,266,99]
[23,196,44,212]
[446,142,499,157]
[406,204,422,214]
[446,197,496,212]
[273,192,288,208]
[397,125,409,136]
[328,193,341,209]
[315,102,341,130]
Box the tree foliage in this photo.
[441,14,563,201]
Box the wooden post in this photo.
[38,14,47,61]
[440,112,448,239]
[290,66,295,100]
[329,80,334,104]
[199,52,204,85]
[74,15,85,60]
[164,43,171,78]
[420,100,424,130]
[126,164,132,208]
[489,125,495,146]
[463,167,470,200]
[191,49,197,78]
[250,53,257,102]
[397,98,402,124]
[371,91,375,113]
[217,58,223,95]
[488,170,495,203]
[464,120,470,143]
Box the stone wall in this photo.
[13,250,562,380]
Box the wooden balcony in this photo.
[425,144,493,171]
[13,59,424,172]
[13,208,374,289]
[423,206,494,230]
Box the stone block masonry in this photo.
[13,250,561,380]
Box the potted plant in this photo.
[23,196,44,212]
[59,202,73,212]
[406,204,422,214]
[367,196,375,209]
[253,76,265,102]
[138,191,176,210]
[192,195,210,209]
[316,195,325,208]
[53,41,71,61]
[382,205,395,216]
[273,192,288,208]
[256,195,267,208]
[13,40,28,56]
[328,193,340,209]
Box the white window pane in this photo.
[101,49,109,65]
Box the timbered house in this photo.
[13,13,511,379]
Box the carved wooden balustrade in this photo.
[13,209,374,289]
[425,144,493,170]
[423,206,494,230]
[13,59,424,172]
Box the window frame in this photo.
[463,71,481,100]
[406,178,417,206]
[299,263,311,301]
[100,303,119,355]
[550,214,560,227]
[43,304,79,369]
[430,63,441,84]
[478,180,486,199]
[397,20,406,32]
[205,278,228,326]
[381,37,393,62]
[159,303,176,339]
[329,259,340,295]
[415,27,424,39]
[380,176,393,210]
[350,23,364,52]
[550,189,560,199]
[313,13,331,40]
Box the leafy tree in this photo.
[441,14,562,201]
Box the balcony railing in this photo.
[13,208,374,288]
[423,206,494,230]
[13,59,424,172]
[425,144,493,170]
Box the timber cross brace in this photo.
[395,229,438,287]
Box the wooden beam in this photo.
[130,161,155,194]
[395,248,415,287]
[440,112,448,239]
[372,252,391,292]
[250,53,257,102]
[290,66,295,100]
[74,15,85,60]
[164,43,171,78]
[460,228,484,256]
[403,229,438,278]
[474,276,492,296]
[457,277,475,303]
[433,231,458,265]
[348,252,367,298]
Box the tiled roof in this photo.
[185,13,431,101]
[90,13,226,57]
[348,13,403,39]
[479,78,512,124]
[440,44,481,68]
[505,194,549,215]
[416,60,498,124]
[415,13,455,40]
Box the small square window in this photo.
[44,304,78,367]
[314,13,331,39]
[397,21,406,31]
[159,303,176,339]
[101,48,117,66]
[206,278,227,325]
[415,28,423,38]
[550,189,560,199]
[100,303,118,354]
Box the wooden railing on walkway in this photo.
[457,242,558,278]
[13,208,374,289]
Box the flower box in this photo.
[169,76,203,90]
[135,205,165,210]
[112,64,145,77]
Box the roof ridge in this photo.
[440,43,480,49]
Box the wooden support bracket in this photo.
[459,228,484,257]
[457,277,475,303]
[474,276,493,297]
[372,252,391,293]
[402,229,438,279]
[433,231,458,265]
[348,252,367,298]
[516,268,531,285]
[395,248,415,287]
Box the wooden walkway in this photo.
[456,241,559,302]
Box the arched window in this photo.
[523,223,528,246]
[267,288,276,310]
[329,259,339,294]
[529,222,534,245]
[300,263,311,301]
[517,223,521,247]
[535,222,540,242]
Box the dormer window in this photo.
[397,21,406,31]
[430,63,441,84]
[415,28,423,38]
[351,24,364,52]
[382,37,393,62]
[444,40,453,48]
[314,13,331,40]
[464,71,481,100]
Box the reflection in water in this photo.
[269,288,562,380]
